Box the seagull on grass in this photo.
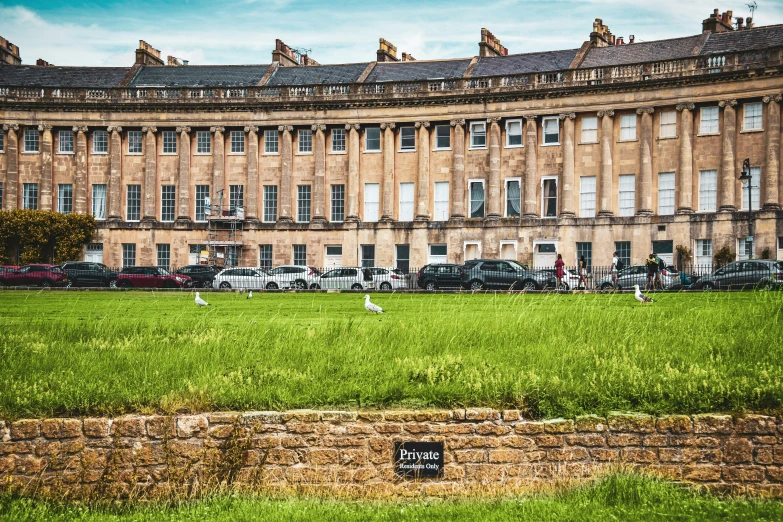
[364,294,383,313]
[633,285,655,304]
[247,290,252,299]
[195,292,210,307]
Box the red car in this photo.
[117,266,193,288]
[0,264,69,287]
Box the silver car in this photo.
[693,260,783,290]
[310,267,375,290]
[213,267,270,290]
[596,264,677,290]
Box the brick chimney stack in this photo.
[272,39,299,67]
[702,9,735,33]
[135,40,164,66]
[590,19,615,47]
[479,28,508,57]
[377,38,399,62]
[0,35,22,65]
[36,58,53,67]
[167,55,182,66]
[299,54,320,66]
[401,52,416,62]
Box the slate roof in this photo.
[471,49,579,77]
[0,65,130,87]
[365,59,472,82]
[129,65,271,87]
[265,63,369,85]
[701,25,783,54]
[579,34,708,68]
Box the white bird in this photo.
[247,290,252,299]
[195,292,210,307]
[364,294,383,313]
[633,285,655,304]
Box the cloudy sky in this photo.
[2,0,782,67]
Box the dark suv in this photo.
[174,265,221,288]
[417,264,463,290]
[61,262,120,288]
[693,260,783,290]
[460,259,556,291]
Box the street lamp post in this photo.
[738,158,754,259]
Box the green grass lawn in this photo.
[1,290,782,419]
[3,474,783,521]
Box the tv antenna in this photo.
[290,46,312,62]
[747,1,758,18]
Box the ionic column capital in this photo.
[107,126,122,133]
[278,125,293,133]
[210,126,225,133]
[244,126,259,133]
[311,124,326,132]
[675,103,695,112]
[39,124,53,131]
[415,121,430,129]
[3,123,19,131]
[141,126,157,134]
[718,99,737,108]
[597,109,615,118]
[559,113,576,120]
[763,94,783,104]
[345,123,360,131]
[636,107,655,115]
[176,126,191,134]
[379,122,396,130]
[449,119,465,127]
[486,117,501,124]
[522,114,537,122]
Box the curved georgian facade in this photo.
[1,20,783,269]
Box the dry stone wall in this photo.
[2,409,783,499]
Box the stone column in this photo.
[637,107,656,216]
[763,94,782,210]
[278,125,294,222]
[719,99,737,212]
[487,117,501,219]
[73,126,88,214]
[3,124,19,210]
[312,124,327,223]
[597,109,615,216]
[380,122,396,221]
[673,105,694,214]
[346,123,361,222]
[450,119,466,219]
[245,126,259,221]
[415,121,431,220]
[211,126,225,204]
[176,127,191,221]
[141,126,157,221]
[107,126,122,220]
[39,124,53,211]
[523,115,538,217]
[560,113,576,217]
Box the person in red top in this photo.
[554,254,566,290]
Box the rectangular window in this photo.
[361,245,375,268]
[542,178,557,217]
[581,116,598,142]
[399,182,415,221]
[0,129,4,152]
[744,103,762,131]
[162,131,177,154]
[264,130,279,154]
[660,111,677,138]
[619,114,637,141]
[428,244,447,264]
[161,185,175,222]
[293,244,307,266]
[542,117,559,145]
[739,237,754,261]
[658,172,675,215]
[196,131,211,154]
[92,130,108,154]
[259,245,273,269]
[58,130,74,153]
[435,125,450,149]
[618,174,636,216]
[469,180,485,218]
[128,131,142,154]
[696,239,712,269]
[230,130,245,153]
[57,184,73,214]
[230,185,244,210]
[505,179,521,217]
[365,127,381,151]
[122,244,136,268]
[331,184,345,222]
[700,107,719,134]
[400,127,416,150]
[698,170,718,212]
[576,242,592,269]
[126,184,141,221]
[92,184,107,220]
[470,122,486,149]
[195,185,209,222]
[24,129,39,152]
[263,185,278,222]
[156,244,170,269]
[742,167,761,210]
[363,183,379,222]
[298,129,312,153]
[615,241,631,269]
[395,244,410,273]
[297,185,311,222]
[579,176,596,218]
[23,183,38,210]
[506,119,523,147]
[331,128,345,152]
[434,181,449,221]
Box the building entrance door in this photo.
[533,242,557,268]
[324,245,343,268]
[84,243,103,263]
[652,240,674,266]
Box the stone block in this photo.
[590,448,619,461]
[476,423,510,436]
[305,448,339,465]
[0,456,14,473]
[465,408,500,421]
[0,441,32,455]
[607,413,655,433]
[547,448,589,461]
[431,424,475,435]
[620,448,657,463]
[646,464,683,480]
[112,416,146,437]
[502,436,536,449]
[683,465,722,481]
[15,455,46,473]
[404,423,431,434]
[724,438,753,464]
[606,433,641,447]
[464,463,505,481]
[352,467,378,482]
[668,435,697,446]
[320,411,358,422]
[659,448,698,463]
[575,415,607,432]
[10,420,40,440]
[657,415,693,433]
[340,448,369,465]
[343,424,375,436]
[447,436,500,449]
[515,422,544,435]
[206,412,241,424]
[696,436,721,447]
[375,423,402,434]
[767,466,783,482]
[755,446,773,465]
[488,449,527,463]
[146,416,177,439]
[134,442,165,466]
[280,436,310,448]
[41,419,82,439]
[543,419,575,434]
[281,410,321,422]
[642,434,668,447]
[83,418,111,438]
[564,434,606,447]
[693,414,733,434]
[242,411,282,425]
[752,436,777,445]
[177,415,208,437]
[442,465,465,479]
[455,450,486,463]
[735,415,777,435]
[357,412,383,422]
[502,410,522,422]
[722,466,765,482]
[265,448,299,465]
[168,440,203,459]
[535,435,563,447]
[208,425,235,439]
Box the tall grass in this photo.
[1,291,782,418]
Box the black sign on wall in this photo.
[394,441,444,478]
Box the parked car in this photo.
[0,264,69,287]
[310,267,375,290]
[60,261,119,288]
[116,267,192,288]
[212,267,270,290]
[596,264,678,290]
[691,260,783,290]
[369,267,408,290]
[460,259,556,291]
[0,265,20,276]
[416,264,463,290]
[175,264,222,288]
[539,268,581,290]
[265,265,322,289]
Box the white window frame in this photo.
[298,129,312,154]
[743,103,763,131]
[659,111,677,139]
[434,125,451,151]
[363,183,379,222]
[23,183,38,209]
[230,130,245,154]
[264,130,279,155]
[127,131,142,154]
[331,128,346,153]
[92,184,107,220]
[161,131,177,155]
[699,107,720,135]
[428,244,448,264]
[292,244,307,266]
[741,167,761,211]
[698,170,718,212]
[619,114,637,141]
[469,121,486,150]
[399,182,415,222]
[433,181,449,221]
[618,174,636,217]
[262,185,278,223]
[330,184,345,222]
[157,244,171,269]
[658,172,676,216]
[505,119,523,148]
[195,185,210,222]
[468,178,486,218]
[23,129,39,153]
[122,244,136,268]
[57,183,73,214]
[541,176,558,218]
[581,116,598,143]
[542,117,560,146]
[505,177,521,217]
[463,240,482,262]
[58,130,74,154]
[579,176,596,218]
[297,185,311,223]
[364,127,381,153]
[160,185,176,222]
[399,127,416,152]
[695,239,713,269]
[196,131,211,155]
[126,184,141,222]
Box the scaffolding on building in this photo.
[205,190,244,267]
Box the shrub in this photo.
[713,245,734,268]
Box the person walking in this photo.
[611,251,619,289]
[578,255,588,290]
[654,253,665,290]
[645,253,657,291]
[555,254,566,290]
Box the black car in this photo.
[460,259,556,291]
[60,261,119,288]
[174,264,221,288]
[416,264,463,290]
